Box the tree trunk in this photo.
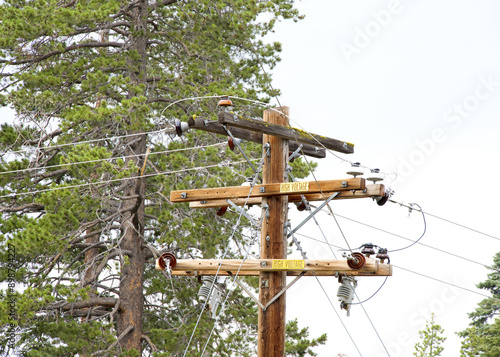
[116,0,149,352]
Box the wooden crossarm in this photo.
[218,112,355,154]
[167,258,392,277]
[187,117,326,158]
[189,184,385,208]
[170,178,365,203]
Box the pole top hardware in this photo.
[218,111,354,154]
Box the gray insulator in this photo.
[337,277,357,316]
[198,276,216,303]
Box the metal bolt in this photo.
[266,235,270,242]
[260,187,266,193]
[342,181,348,188]
[180,193,187,198]
[261,261,267,267]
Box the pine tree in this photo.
[458,251,500,356]
[285,319,327,357]
[0,1,322,355]
[413,313,446,357]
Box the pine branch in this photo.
[2,42,124,65]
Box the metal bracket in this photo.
[229,271,305,311]
[287,192,340,238]
[263,143,271,157]
[228,272,265,310]
[262,203,270,219]
[263,272,306,310]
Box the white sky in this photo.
[267,0,500,356]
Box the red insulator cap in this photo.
[158,252,177,270]
[216,206,227,216]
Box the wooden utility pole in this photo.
[165,101,392,357]
[258,107,289,356]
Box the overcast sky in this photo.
[267,1,500,356]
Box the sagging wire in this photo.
[390,199,500,242]
[389,203,426,253]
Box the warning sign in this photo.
[280,181,309,193]
[272,260,305,270]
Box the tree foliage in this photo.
[285,318,327,357]
[459,252,500,356]
[413,313,446,357]
[0,0,324,356]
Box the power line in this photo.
[351,277,388,305]
[392,264,500,303]
[298,209,498,273]
[388,203,426,253]
[4,95,224,156]
[5,126,175,155]
[314,274,363,357]
[0,142,225,176]
[0,159,257,199]
[390,199,500,242]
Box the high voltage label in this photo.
[272,260,305,270]
[280,182,309,193]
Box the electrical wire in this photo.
[351,277,388,305]
[353,288,391,356]
[199,215,264,357]
[390,199,500,242]
[392,264,500,303]
[314,274,363,357]
[389,203,426,253]
[4,95,223,156]
[182,150,266,357]
[318,207,499,272]
[296,232,500,303]
[0,159,257,199]
[0,142,226,176]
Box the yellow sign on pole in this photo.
[279,182,309,193]
[272,260,305,270]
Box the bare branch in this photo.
[47,297,118,311]
[0,203,45,213]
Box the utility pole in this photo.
[258,107,289,356]
[162,100,392,357]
